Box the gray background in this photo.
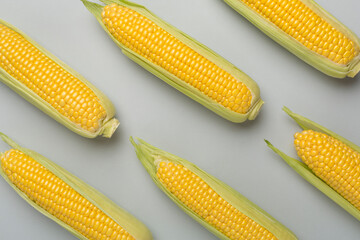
[0,0,359,239]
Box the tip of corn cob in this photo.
[248,99,264,120]
[348,61,360,78]
[100,118,120,138]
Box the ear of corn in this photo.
[0,133,152,240]
[266,107,360,221]
[82,0,263,123]
[222,0,360,78]
[0,19,119,138]
[130,137,297,240]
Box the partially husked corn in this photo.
[223,0,360,78]
[294,130,360,210]
[83,0,263,123]
[0,21,119,138]
[131,137,297,240]
[1,149,134,240]
[157,161,276,240]
[242,0,358,65]
[0,134,152,240]
[102,4,252,114]
[266,107,360,221]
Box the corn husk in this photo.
[0,133,152,240]
[0,20,119,138]
[131,137,297,240]
[82,0,263,123]
[266,107,360,221]
[223,0,360,78]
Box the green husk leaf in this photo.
[265,140,360,221]
[222,0,360,78]
[0,19,119,138]
[282,107,360,153]
[130,137,297,240]
[0,133,152,240]
[265,107,360,221]
[82,0,263,123]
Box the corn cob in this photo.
[266,107,360,221]
[131,137,297,240]
[0,133,152,240]
[82,0,263,123]
[222,0,360,78]
[295,130,360,210]
[0,20,119,138]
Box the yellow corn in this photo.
[266,107,360,220]
[242,0,357,65]
[0,21,119,138]
[157,161,276,240]
[101,4,252,114]
[0,24,105,131]
[294,130,360,210]
[1,149,135,240]
[223,0,360,77]
[132,137,297,239]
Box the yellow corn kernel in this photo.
[101,4,252,114]
[241,0,358,65]
[0,23,109,134]
[157,161,277,240]
[294,130,360,210]
[1,149,135,240]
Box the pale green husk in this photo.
[0,19,119,138]
[130,137,297,240]
[0,133,152,240]
[266,107,360,221]
[223,0,360,78]
[82,0,264,123]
